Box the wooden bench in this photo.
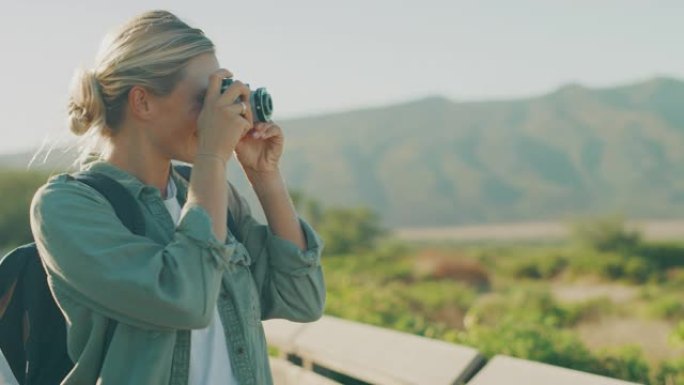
[264,316,484,385]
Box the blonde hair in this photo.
[64,10,214,165]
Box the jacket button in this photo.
[237,346,245,355]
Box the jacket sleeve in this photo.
[30,176,234,331]
[227,183,326,322]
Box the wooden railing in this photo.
[264,316,643,385]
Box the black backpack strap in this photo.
[72,172,146,236]
[173,164,240,240]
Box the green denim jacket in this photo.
[29,160,325,385]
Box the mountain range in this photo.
[3,77,684,227]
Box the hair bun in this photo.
[67,69,106,136]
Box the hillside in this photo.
[4,77,684,227]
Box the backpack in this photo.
[0,164,237,385]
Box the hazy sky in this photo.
[1,0,683,154]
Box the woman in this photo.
[30,10,325,385]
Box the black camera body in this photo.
[221,78,273,123]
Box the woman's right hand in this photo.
[195,69,253,162]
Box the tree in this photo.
[289,190,386,255]
[569,214,641,252]
[318,207,386,255]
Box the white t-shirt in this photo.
[162,178,239,385]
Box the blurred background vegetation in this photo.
[295,194,683,384]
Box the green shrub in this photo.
[592,346,651,384]
[459,319,651,383]
[459,318,595,367]
[570,214,641,253]
[623,257,659,283]
[318,207,387,255]
[505,252,568,279]
[464,289,580,329]
[655,357,684,385]
[636,241,684,270]
[568,249,657,283]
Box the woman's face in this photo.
[146,53,227,163]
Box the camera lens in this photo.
[252,88,273,123]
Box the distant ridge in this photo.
[3,77,684,227]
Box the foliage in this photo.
[291,190,387,255]
[460,318,595,369]
[654,357,684,385]
[463,289,581,330]
[0,169,49,251]
[502,251,568,280]
[636,242,684,271]
[458,319,650,383]
[569,214,642,253]
[317,207,387,255]
[323,251,477,336]
[592,346,651,384]
[458,289,650,383]
[323,247,658,383]
[321,244,675,384]
[568,249,658,283]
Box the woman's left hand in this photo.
[235,121,284,175]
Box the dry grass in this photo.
[413,249,490,289]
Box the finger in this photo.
[246,122,267,138]
[219,80,254,124]
[222,102,249,116]
[259,123,282,139]
[218,80,249,104]
[205,69,233,104]
[249,122,268,138]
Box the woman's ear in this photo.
[128,86,154,121]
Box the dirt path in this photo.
[576,317,684,362]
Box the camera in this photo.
[221,78,273,123]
